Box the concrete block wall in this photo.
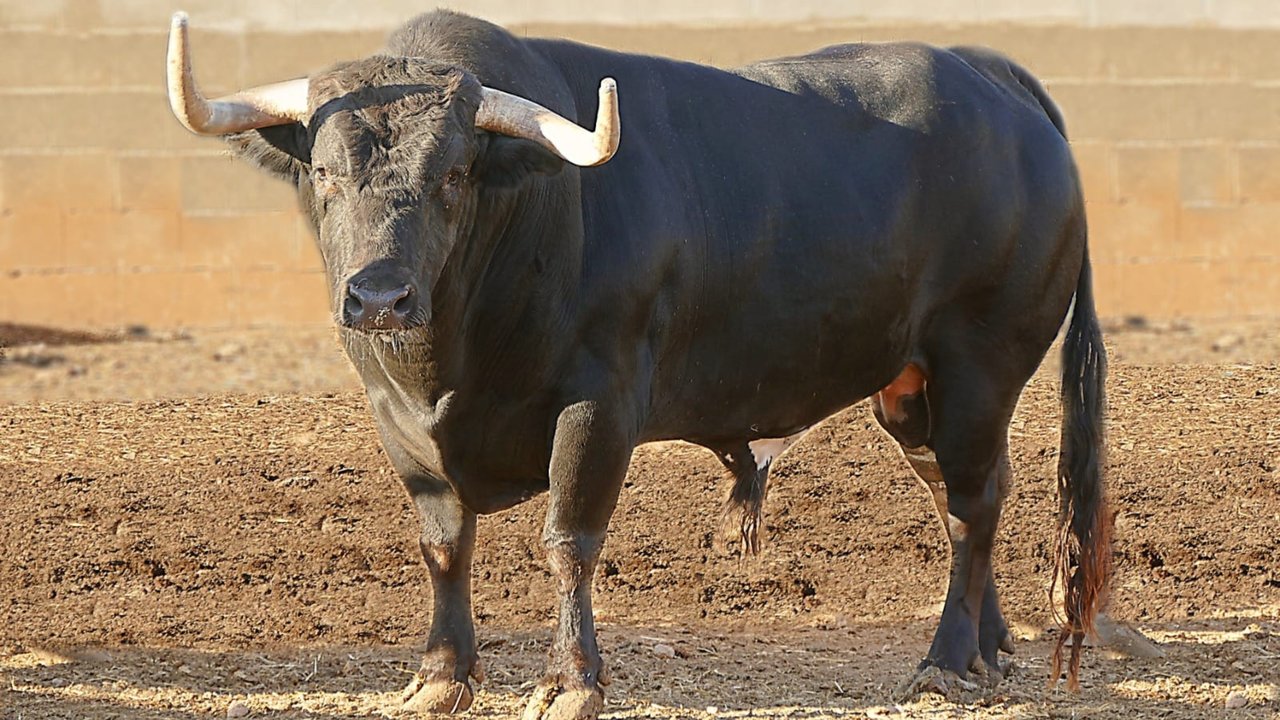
[1,8,1278,328]
[4,1,1279,31]
[0,24,386,328]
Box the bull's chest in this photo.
[366,383,554,514]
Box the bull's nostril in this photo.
[393,288,414,316]
[344,291,363,319]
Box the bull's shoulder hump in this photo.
[943,45,1057,120]
[735,42,1051,134]
[734,42,957,130]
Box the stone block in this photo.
[64,210,182,271]
[1116,146,1179,206]
[1090,0,1210,27]
[1179,144,1236,207]
[233,270,330,326]
[50,272,121,327]
[1087,201,1179,263]
[1071,142,1116,204]
[116,156,183,211]
[1181,205,1280,261]
[243,30,384,86]
[0,30,78,87]
[180,212,300,270]
[1,154,117,212]
[0,211,66,270]
[181,155,296,214]
[1237,145,1280,204]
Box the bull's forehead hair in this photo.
[311,56,473,106]
[307,57,479,176]
[308,57,478,136]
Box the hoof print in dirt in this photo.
[521,684,604,720]
[894,664,1002,704]
[401,675,475,714]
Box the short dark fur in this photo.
[219,10,1109,713]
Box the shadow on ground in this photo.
[3,617,1276,719]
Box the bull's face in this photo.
[165,13,619,337]
[298,59,563,334]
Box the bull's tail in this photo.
[998,49,1112,687]
[1050,246,1112,690]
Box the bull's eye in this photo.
[438,169,464,208]
[311,166,338,202]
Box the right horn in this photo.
[476,79,620,167]
[167,11,310,135]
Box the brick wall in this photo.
[1,17,1278,328]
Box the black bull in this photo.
[188,10,1111,717]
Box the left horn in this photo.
[475,79,620,167]
[167,11,310,135]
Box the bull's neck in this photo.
[397,175,584,406]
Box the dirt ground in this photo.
[1,317,1278,719]
[1,316,1278,404]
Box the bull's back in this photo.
[543,41,1081,442]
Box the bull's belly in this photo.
[642,320,910,444]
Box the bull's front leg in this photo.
[384,444,482,714]
[522,401,632,720]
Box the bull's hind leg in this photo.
[873,361,1022,698]
[900,444,1017,679]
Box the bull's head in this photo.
[166,12,618,334]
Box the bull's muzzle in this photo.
[342,269,422,332]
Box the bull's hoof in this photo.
[401,675,475,714]
[893,660,1007,704]
[520,681,604,720]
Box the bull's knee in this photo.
[874,363,931,448]
[544,535,598,594]
[420,536,464,575]
[415,505,473,577]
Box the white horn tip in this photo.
[171,11,189,29]
[599,78,617,94]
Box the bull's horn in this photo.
[476,79,620,167]
[167,11,309,135]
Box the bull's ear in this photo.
[474,135,564,189]
[225,123,311,183]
